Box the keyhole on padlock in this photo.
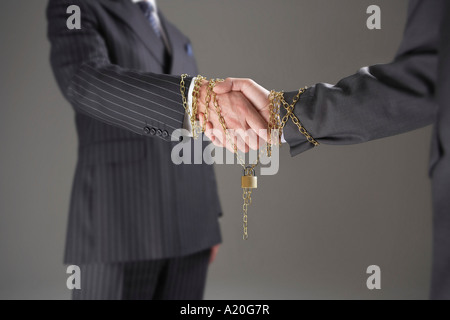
[241,167,258,189]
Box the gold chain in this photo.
[181,75,257,239]
[242,185,252,240]
[191,76,207,138]
[180,75,318,240]
[180,74,189,116]
[267,91,282,156]
[203,79,216,133]
[210,85,262,240]
[272,88,320,147]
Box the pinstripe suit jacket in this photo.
[47,0,222,264]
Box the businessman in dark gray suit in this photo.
[46,0,231,300]
[209,0,450,299]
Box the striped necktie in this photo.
[137,1,161,38]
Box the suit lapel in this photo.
[158,12,175,72]
[99,0,166,66]
[159,12,198,75]
[158,12,173,55]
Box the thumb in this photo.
[214,78,270,112]
[213,78,233,94]
[214,77,248,94]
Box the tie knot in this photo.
[137,1,155,18]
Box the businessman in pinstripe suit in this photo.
[46,0,254,300]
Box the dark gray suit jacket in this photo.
[281,0,450,299]
[47,0,222,264]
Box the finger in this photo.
[235,134,249,153]
[245,127,260,150]
[212,78,233,94]
[204,122,216,143]
[212,127,226,149]
[228,128,240,153]
[198,112,205,128]
[228,92,269,143]
[222,129,235,153]
[223,129,238,154]
[245,108,269,143]
[215,78,270,113]
[233,127,254,153]
[209,244,220,264]
[236,127,259,152]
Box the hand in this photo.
[197,79,270,152]
[214,78,271,117]
[209,244,220,264]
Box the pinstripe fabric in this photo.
[72,249,211,300]
[47,0,222,264]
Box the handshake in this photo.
[182,77,319,240]
[191,77,272,153]
[184,76,318,154]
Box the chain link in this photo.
[242,187,252,240]
[267,91,282,157]
[180,74,189,117]
[191,76,207,138]
[272,88,320,147]
[203,79,216,133]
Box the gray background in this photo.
[0,0,432,299]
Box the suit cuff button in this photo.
[144,126,151,134]
[162,130,169,138]
[156,129,163,136]
[150,128,157,135]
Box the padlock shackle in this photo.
[243,166,256,177]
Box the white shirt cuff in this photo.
[182,77,197,136]
[278,103,287,143]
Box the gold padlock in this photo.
[241,168,257,189]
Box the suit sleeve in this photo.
[282,0,442,156]
[436,2,450,154]
[47,0,191,138]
